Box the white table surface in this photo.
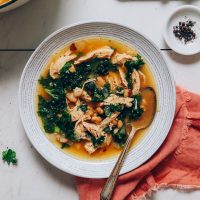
[1,0,200,200]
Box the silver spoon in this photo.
[100,87,156,200]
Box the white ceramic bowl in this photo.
[164,5,200,55]
[19,22,176,178]
[0,0,29,13]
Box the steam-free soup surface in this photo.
[36,37,156,160]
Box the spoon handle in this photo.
[100,127,137,200]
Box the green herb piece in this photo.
[37,96,66,133]
[126,73,133,89]
[2,149,17,165]
[128,95,144,120]
[86,132,105,147]
[37,95,78,141]
[77,52,84,57]
[117,94,144,122]
[54,126,60,133]
[77,58,118,77]
[56,112,79,142]
[113,125,127,147]
[103,126,113,134]
[116,86,124,94]
[84,81,96,92]
[60,62,73,76]
[125,54,145,72]
[91,83,111,102]
[104,104,124,117]
[60,69,86,90]
[103,125,127,147]
[93,136,105,147]
[129,107,144,120]
[39,75,65,100]
[101,83,111,98]
[78,104,88,113]
[61,143,70,149]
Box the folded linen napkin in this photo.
[75,86,200,200]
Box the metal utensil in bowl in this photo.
[100,87,157,200]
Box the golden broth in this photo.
[0,0,11,5]
[35,37,157,160]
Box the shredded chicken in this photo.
[50,50,77,79]
[84,142,97,154]
[100,112,120,128]
[73,87,83,97]
[73,87,92,102]
[73,111,92,140]
[131,69,140,95]
[105,72,122,91]
[74,46,114,65]
[72,79,95,102]
[82,122,104,138]
[74,122,88,140]
[70,108,84,122]
[138,70,146,85]
[118,67,128,87]
[67,100,84,122]
[103,94,133,107]
[111,53,133,65]
[81,91,92,102]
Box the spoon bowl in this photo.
[132,87,157,129]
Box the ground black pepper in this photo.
[173,19,196,44]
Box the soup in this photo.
[0,0,11,5]
[36,37,157,160]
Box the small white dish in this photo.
[164,5,200,55]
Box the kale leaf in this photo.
[118,94,144,121]
[39,75,65,100]
[85,82,111,102]
[84,81,96,93]
[87,132,105,147]
[93,136,105,147]
[125,54,145,72]
[104,104,124,117]
[60,62,73,76]
[38,96,66,133]
[104,125,127,147]
[126,73,133,90]
[92,83,110,102]
[78,104,88,113]
[38,96,78,141]
[128,94,144,120]
[77,58,118,77]
[60,71,86,90]
[112,125,127,147]
[56,112,79,142]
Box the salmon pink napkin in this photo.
[75,86,200,200]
